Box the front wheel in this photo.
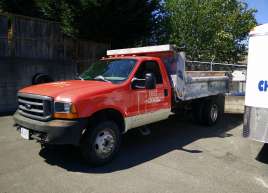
[80,121,121,165]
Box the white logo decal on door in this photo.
[145,90,164,104]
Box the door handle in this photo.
[164,89,168,96]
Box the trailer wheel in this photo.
[203,96,224,126]
[80,121,121,165]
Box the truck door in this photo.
[129,60,171,128]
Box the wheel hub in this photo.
[94,129,115,158]
[210,104,218,122]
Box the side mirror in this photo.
[131,73,156,90]
[145,73,156,89]
[131,78,145,89]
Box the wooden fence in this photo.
[0,13,109,70]
[0,15,8,57]
[0,13,109,113]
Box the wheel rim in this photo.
[210,104,218,122]
[94,128,116,159]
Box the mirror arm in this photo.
[131,77,145,82]
[133,85,145,89]
[131,77,146,89]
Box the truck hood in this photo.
[19,80,118,102]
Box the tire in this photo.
[202,95,224,126]
[32,73,53,85]
[80,121,121,165]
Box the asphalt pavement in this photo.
[0,114,268,193]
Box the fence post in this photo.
[210,57,215,71]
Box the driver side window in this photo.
[134,61,163,84]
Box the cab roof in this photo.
[102,55,161,61]
[106,44,177,56]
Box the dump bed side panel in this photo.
[162,53,229,101]
[183,76,229,100]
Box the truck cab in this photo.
[14,45,229,165]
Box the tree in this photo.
[0,0,159,48]
[163,0,257,62]
[1,0,159,48]
[71,0,159,48]
[0,0,41,17]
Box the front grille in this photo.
[18,93,53,121]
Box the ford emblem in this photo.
[25,104,32,109]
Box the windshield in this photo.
[80,59,137,84]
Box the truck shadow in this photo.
[39,114,242,173]
[256,144,268,164]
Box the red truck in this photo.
[14,45,228,165]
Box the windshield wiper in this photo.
[94,75,111,83]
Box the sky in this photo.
[245,0,268,24]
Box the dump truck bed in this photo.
[170,71,229,101]
[165,51,229,101]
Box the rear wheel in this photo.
[202,96,224,126]
[193,95,224,126]
[81,121,121,165]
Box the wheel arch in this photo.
[86,108,126,134]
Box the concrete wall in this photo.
[0,58,77,113]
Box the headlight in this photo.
[54,102,78,119]
[54,102,72,113]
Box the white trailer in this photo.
[243,24,268,142]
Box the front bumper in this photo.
[13,111,87,145]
